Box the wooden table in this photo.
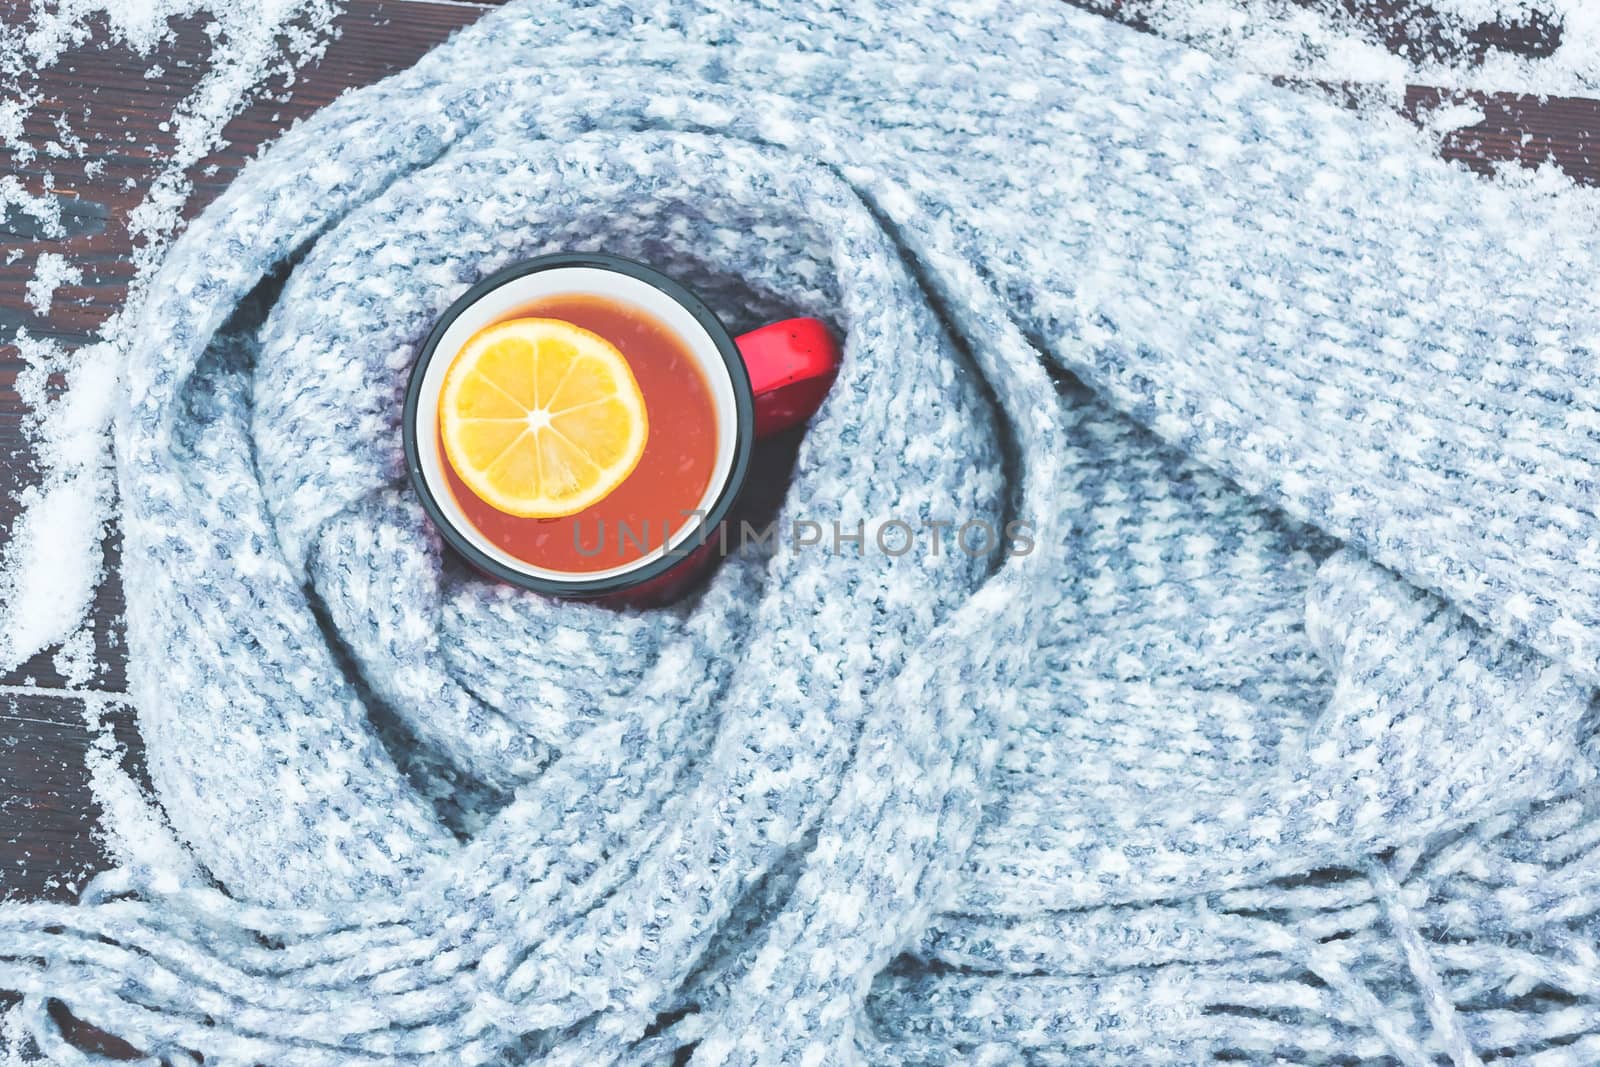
[0,0,1595,1045]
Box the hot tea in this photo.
[438,293,719,573]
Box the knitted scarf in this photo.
[5,1,1600,1063]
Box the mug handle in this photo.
[734,318,841,437]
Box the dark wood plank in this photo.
[1086,0,1564,62]
[1416,88,1600,184]
[0,693,140,903]
[1315,0,1562,63]
[0,692,145,1059]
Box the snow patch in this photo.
[52,624,97,687]
[24,252,83,315]
[0,333,117,677]
[0,177,63,239]
[81,699,200,878]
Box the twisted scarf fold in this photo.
[5,1,1600,1063]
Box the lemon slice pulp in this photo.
[439,316,649,518]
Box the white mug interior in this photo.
[412,265,740,583]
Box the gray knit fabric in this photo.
[4,0,1600,1063]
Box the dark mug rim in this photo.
[401,251,756,597]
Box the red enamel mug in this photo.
[403,252,840,603]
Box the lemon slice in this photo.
[439,317,649,518]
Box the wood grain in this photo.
[0,693,139,903]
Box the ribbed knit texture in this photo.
[4,1,1600,1063]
